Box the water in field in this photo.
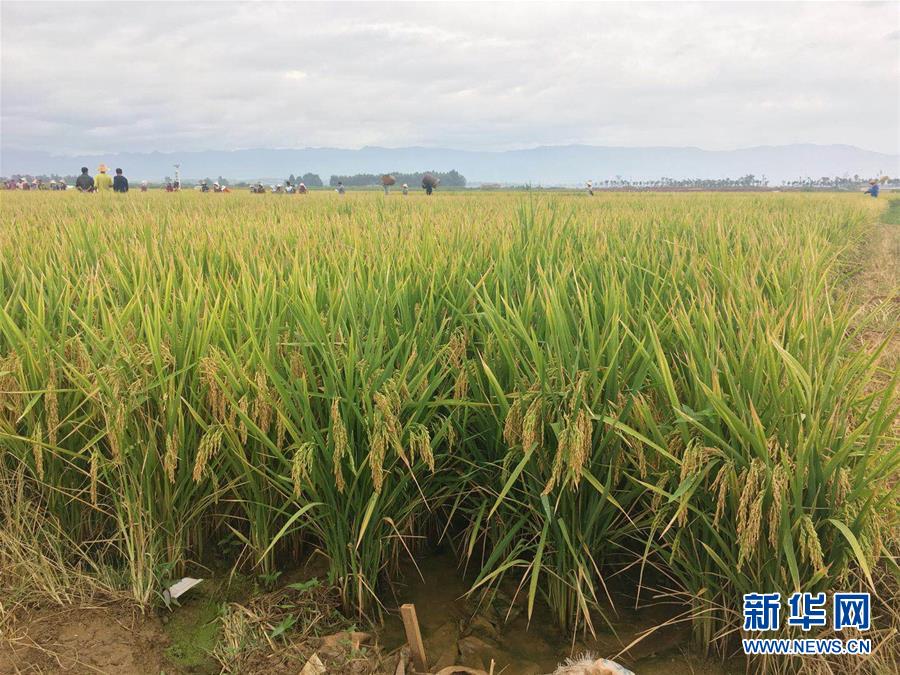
[378,551,742,674]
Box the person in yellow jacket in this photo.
[94,164,113,191]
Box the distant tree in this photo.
[301,173,323,187]
[288,174,296,184]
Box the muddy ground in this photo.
[1,550,743,674]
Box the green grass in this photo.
[164,597,222,672]
[880,196,900,224]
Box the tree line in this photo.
[327,170,466,188]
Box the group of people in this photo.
[197,180,230,193]
[7,169,446,196]
[380,183,411,196]
[4,178,68,190]
[248,180,414,195]
[75,164,133,192]
[251,181,308,194]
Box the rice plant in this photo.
[0,190,894,670]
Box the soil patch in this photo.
[0,604,169,675]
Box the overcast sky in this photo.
[2,1,898,155]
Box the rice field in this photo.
[0,190,896,670]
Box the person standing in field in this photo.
[336,181,345,195]
[402,183,409,196]
[75,166,94,192]
[421,173,438,195]
[94,164,113,191]
[113,168,129,192]
[864,180,880,198]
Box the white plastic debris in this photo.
[300,653,326,675]
[162,577,203,605]
[552,653,635,675]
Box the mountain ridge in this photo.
[3,143,896,185]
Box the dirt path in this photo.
[849,199,899,429]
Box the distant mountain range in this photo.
[2,144,897,185]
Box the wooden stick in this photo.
[400,603,427,673]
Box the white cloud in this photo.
[1,1,897,154]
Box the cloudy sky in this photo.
[2,1,898,155]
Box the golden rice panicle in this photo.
[289,350,307,385]
[0,352,23,424]
[503,396,524,447]
[275,412,286,450]
[164,428,179,484]
[369,417,388,493]
[104,399,125,464]
[410,423,434,472]
[649,470,668,511]
[453,365,469,401]
[373,379,402,440]
[633,436,648,480]
[45,376,59,448]
[291,442,315,498]
[89,447,99,506]
[330,398,348,492]
[158,338,174,370]
[679,440,706,482]
[799,514,826,575]
[32,422,44,480]
[737,458,763,529]
[236,394,249,444]
[366,366,385,394]
[252,370,273,435]
[566,409,592,487]
[64,336,92,376]
[832,466,851,514]
[443,415,458,453]
[767,462,789,549]
[130,342,154,374]
[481,332,498,362]
[740,490,765,567]
[200,350,226,423]
[522,396,543,452]
[736,458,765,569]
[710,460,734,528]
[542,418,568,495]
[193,426,224,483]
[447,327,467,369]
